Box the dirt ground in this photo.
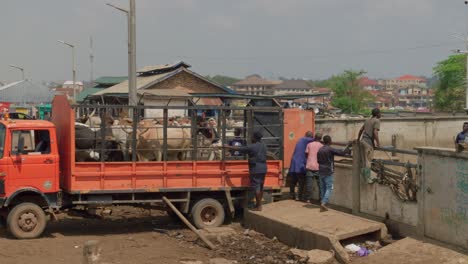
[0,206,311,264]
[0,205,465,264]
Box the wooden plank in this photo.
[162,196,216,250]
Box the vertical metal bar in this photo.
[100,107,105,162]
[246,109,254,144]
[191,110,197,161]
[163,108,168,161]
[351,141,361,214]
[131,105,138,162]
[243,109,248,159]
[279,109,284,161]
[221,110,226,160]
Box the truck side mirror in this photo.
[17,136,25,155]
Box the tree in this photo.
[433,54,466,111]
[329,70,373,114]
[205,75,240,87]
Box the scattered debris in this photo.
[344,244,361,253]
[357,247,370,257]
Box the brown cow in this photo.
[136,119,191,161]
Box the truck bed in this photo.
[52,95,283,193]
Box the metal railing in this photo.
[73,104,284,163]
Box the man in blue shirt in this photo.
[228,128,247,158]
[317,135,350,212]
[288,131,314,200]
[456,122,468,143]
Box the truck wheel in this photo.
[7,203,47,239]
[191,198,225,229]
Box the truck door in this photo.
[8,129,58,193]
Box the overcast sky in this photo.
[1,0,468,83]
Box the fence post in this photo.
[352,141,361,214]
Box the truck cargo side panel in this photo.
[72,160,282,192]
[51,95,75,191]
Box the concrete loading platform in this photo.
[243,200,388,263]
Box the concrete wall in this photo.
[315,117,467,150]
[417,147,468,249]
[328,145,468,249]
[330,164,418,227]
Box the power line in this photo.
[137,41,458,61]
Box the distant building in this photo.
[91,61,234,117]
[231,75,281,96]
[272,79,313,95]
[358,77,380,90]
[378,75,427,91]
[396,87,432,108]
[62,80,84,92]
[368,90,395,109]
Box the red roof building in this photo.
[358,77,379,90]
[397,75,426,82]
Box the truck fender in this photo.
[3,187,50,208]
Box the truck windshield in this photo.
[0,124,5,159]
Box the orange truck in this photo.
[0,95,314,239]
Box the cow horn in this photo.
[89,108,96,117]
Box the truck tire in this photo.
[191,198,225,229]
[7,203,47,239]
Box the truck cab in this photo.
[0,119,59,238]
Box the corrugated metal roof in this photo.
[137,61,191,73]
[92,67,234,96]
[273,80,312,90]
[76,88,103,102]
[0,80,54,104]
[233,75,281,86]
[92,70,176,96]
[94,76,127,86]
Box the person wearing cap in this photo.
[223,131,267,211]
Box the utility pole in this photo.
[107,0,137,107]
[57,40,77,102]
[129,0,137,107]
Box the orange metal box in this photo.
[282,108,315,170]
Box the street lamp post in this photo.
[57,40,77,102]
[107,0,137,107]
[9,65,25,80]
